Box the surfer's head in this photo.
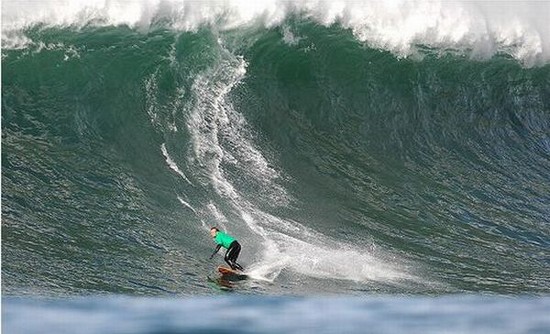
[210,227,219,237]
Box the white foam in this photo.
[3,0,550,65]
[177,196,196,214]
[241,209,413,284]
[184,45,291,206]
[205,202,228,230]
[208,203,224,221]
[186,66,241,201]
[161,143,192,185]
[281,25,302,46]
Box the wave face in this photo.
[2,1,550,295]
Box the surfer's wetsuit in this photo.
[210,231,244,271]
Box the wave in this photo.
[2,7,549,295]
[3,0,550,66]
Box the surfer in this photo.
[209,227,244,271]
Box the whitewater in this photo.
[3,0,550,66]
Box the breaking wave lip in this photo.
[3,0,550,66]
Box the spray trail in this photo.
[181,36,417,286]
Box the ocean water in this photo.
[2,0,550,332]
[4,296,550,334]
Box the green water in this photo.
[2,20,550,296]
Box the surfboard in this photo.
[217,266,248,280]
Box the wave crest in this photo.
[3,0,550,65]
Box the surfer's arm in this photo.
[210,244,221,259]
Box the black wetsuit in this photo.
[225,241,243,271]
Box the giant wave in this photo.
[2,0,549,296]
